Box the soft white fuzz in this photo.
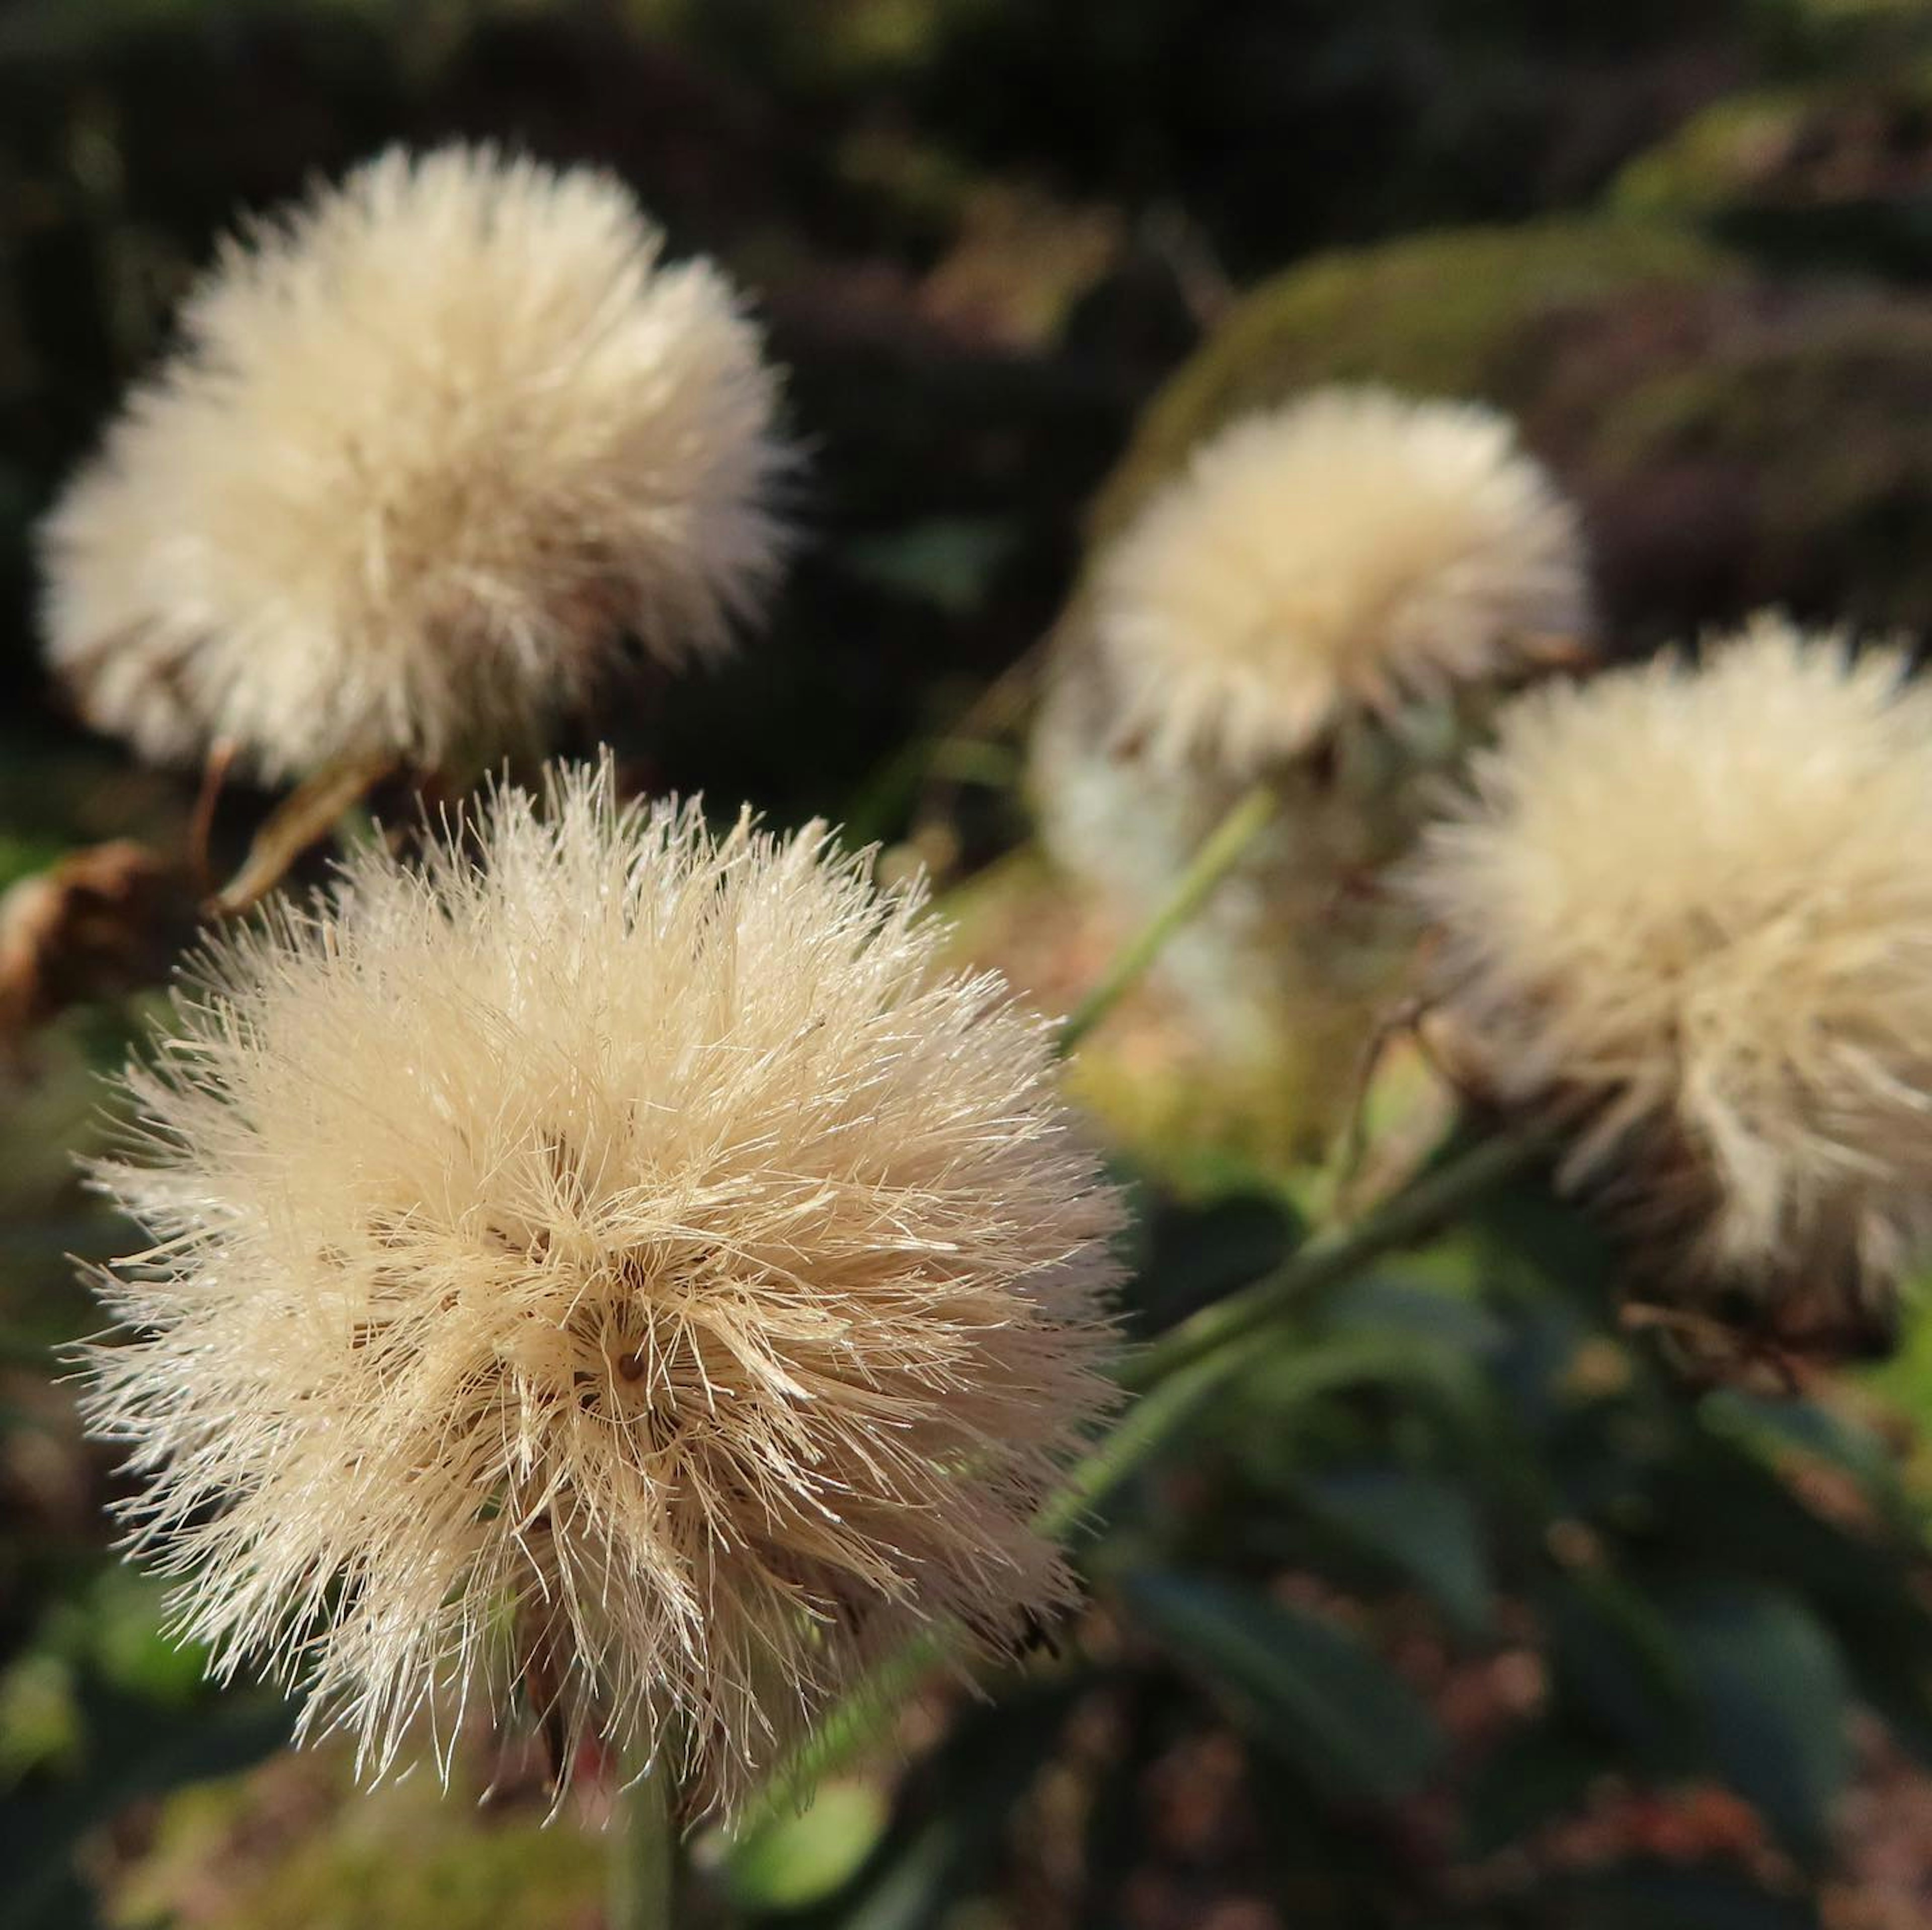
[42,145,792,782]
[1410,613,1932,1300]
[1091,386,1589,775]
[81,760,1121,1815]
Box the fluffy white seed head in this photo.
[1408,613,1932,1306]
[41,144,793,783]
[1091,386,1590,777]
[80,760,1121,1816]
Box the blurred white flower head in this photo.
[81,759,1120,1815]
[41,144,793,783]
[1090,386,1590,776]
[1409,612,1932,1310]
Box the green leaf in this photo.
[823,1813,969,1930]
[1299,1466,1494,1635]
[726,1778,891,1911]
[1120,1570,1443,1804]
[58,1568,206,1707]
[1464,1168,1617,1301]
[1460,1719,1601,1859]
[1540,1566,1697,1764]
[1664,1584,1852,1866]
[0,1686,289,1930]
[1318,1275,1509,1357]
[1239,1326,1485,1420]
[1128,1190,1301,1338]
[1555,1862,1821,1930]
[0,1657,81,1786]
[1650,1436,1932,1693]
[791,1683,1080,1930]
[842,517,1017,615]
[1701,1388,1901,1513]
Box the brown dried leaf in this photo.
[0,841,192,1042]
[208,750,396,917]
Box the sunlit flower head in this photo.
[1408,613,1932,1308]
[1091,386,1590,776]
[41,144,793,783]
[80,759,1120,1816]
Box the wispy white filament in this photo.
[42,145,794,782]
[1410,613,1932,1302]
[1092,386,1590,776]
[82,760,1121,1815]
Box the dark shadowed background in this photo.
[11,5,1932,1927]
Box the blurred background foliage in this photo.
[12,2,1932,1926]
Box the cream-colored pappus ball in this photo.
[41,145,793,783]
[1091,386,1590,776]
[1408,613,1932,1311]
[80,759,1121,1816]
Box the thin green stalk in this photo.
[1036,1349,1239,1541]
[1055,780,1277,1057]
[751,1359,1250,1817]
[746,1126,1545,1823]
[749,1624,955,1823]
[1120,1127,1546,1392]
[609,1738,680,1930]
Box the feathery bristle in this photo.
[42,144,794,782]
[1091,386,1589,776]
[80,758,1122,1816]
[1409,612,1932,1307]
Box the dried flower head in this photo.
[1027,612,1482,1161]
[1091,386,1590,776]
[1408,613,1932,1311]
[41,145,792,784]
[81,760,1120,1815]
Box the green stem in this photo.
[1055,780,1277,1058]
[749,1625,954,1823]
[608,1737,680,1930]
[1035,1349,1237,1539]
[1119,1127,1546,1393]
[1038,1131,1546,1529]
[748,1126,1545,1822]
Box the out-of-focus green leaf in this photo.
[1319,1273,1513,1356]
[1126,1188,1302,1337]
[1463,1169,1619,1301]
[76,1570,207,1707]
[1540,1566,1697,1764]
[1120,1570,1443,1804]
[787,1682,1081,1930]
[1222,1326,1504,1509]
[1859,1286,1932,1452]
[1460,1719,1601,1859]
[1299,1465,1494,1634]
[1654,1435,1932,1651]
[821,1813,969,1930]
[842,517,1017,615]
[1665,1583,1852,1866]
[727,1778,892,1911]
[1239,1324,1486,1418]
[1701,1387,1898,1502]
[22,1567,206,1710]
[1555,1861,1822,1930]
[0,833,66,891]
[0,1685,289,1930]
[0,1657,81,1787]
